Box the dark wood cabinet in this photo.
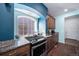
[0,44,30,56]
[47,15,55,29]
[46,33,58,52]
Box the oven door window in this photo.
[33,43,46,56]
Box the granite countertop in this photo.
[45,32,58,38]
[0,37,30,54]
[44,35,52,38]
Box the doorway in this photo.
[65,14,79,46]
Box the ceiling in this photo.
[44,3,79,17]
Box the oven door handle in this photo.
[32,41,47,49]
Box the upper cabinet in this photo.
[47,15,55,29]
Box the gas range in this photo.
[25,35,47,56]
[25,36,45,44]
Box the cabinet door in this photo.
[47,16,55,29]
[52,33,58,44]
[47,37,52,52]
[46,33,58,53]
[16,45,30,56]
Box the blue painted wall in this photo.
[0,3,14,41]
[21,3,48,17]
[55,10,79,43]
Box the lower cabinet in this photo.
[46,33,58,53]
[1,44,30,56]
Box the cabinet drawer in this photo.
[1,50,17,56]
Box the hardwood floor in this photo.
[48,43,79,56]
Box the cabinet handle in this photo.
[9,51,16,56]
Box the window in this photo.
[17,16,37,36]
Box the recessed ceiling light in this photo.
[64,9,68,12]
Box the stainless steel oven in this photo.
[31,39,47,56]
